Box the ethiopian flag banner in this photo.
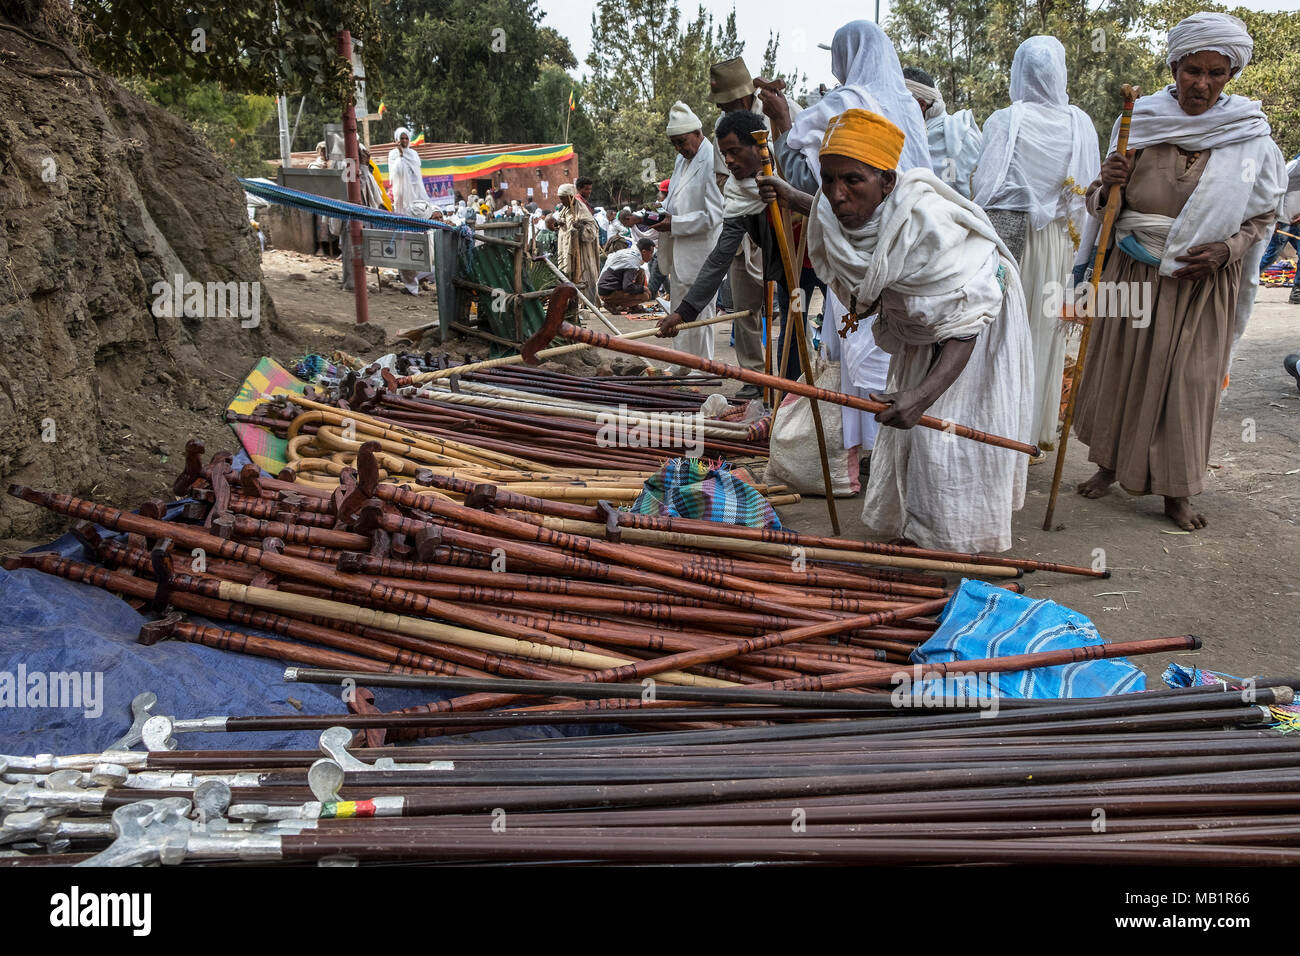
[374,143,575,195]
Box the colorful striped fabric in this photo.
[225,357,311,474]
[373,144,575,194]
[1164,663,1300,730]
[628,458,783,529]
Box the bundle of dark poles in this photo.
[3,672,1297,866]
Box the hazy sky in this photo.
[537,0,1300,90]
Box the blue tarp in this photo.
[0,504,612,754]
[910,579,1146,699]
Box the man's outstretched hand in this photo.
[657,312,684,337]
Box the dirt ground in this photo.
[8,245,1296,686]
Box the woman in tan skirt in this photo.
[1073,13,1286,530]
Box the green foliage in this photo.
[581,0,747,205]
[145,78,278,178]
[372,0,576,144]
[71,1,385,106]
[1140,1,1300,157]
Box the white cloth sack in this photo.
[763,357,859,497]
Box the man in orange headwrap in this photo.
[761,109,1035,553]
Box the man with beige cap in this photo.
[707,56,802,395]
[657,100,725,374]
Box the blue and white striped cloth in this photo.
[910,579,1146,699]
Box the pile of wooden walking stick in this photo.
[228,364,780,507]
[7,444,1293,866]
[6,437,1120,702]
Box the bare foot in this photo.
[1076,467,1116,499]
[1164,496,1207,530]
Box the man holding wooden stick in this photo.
[761,109,1034,553]
[657,110,808,384]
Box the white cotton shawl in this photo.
[927,109,983,198]
[722,174,766,218]
[387,138,426,214]
[786,20,931,181]
[809,167,1018,349]
[972,36,1100,233]
[1076,86,1285,278]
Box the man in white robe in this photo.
[658,101,725,376]
[766,109,1034,552]
[903,67,983,200]
[387,127,432,295]
[973,37,1100,451]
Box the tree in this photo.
[885,0,1298,154]
[886,0,1165,142]
[374,0,576,144]
[71,1,386,107]
[761,31,808,100]
[139,78,278,178]
[582,0,750,203]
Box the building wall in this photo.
[459,156,579,210]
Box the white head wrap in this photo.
[787,20,931,181]
[557,183,577,198]
[971,35,1100,232]
[666,101,703,135]
[1010,36,1068,105]
[394,127,412,142]
[1166,12,1253,70]
[904,78,945,118]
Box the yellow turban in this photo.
[818,109,904,172]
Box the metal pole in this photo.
[276,95,292,168]
[338,30,370,325]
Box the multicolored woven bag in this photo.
[628,458,783,530]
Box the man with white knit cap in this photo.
[902,66,982,200]
[658,101,725,374]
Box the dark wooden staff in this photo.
[753,127,840,533]
[1044,83,1140,529]
[525,284,1041,456]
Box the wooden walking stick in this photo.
[524,286,1041,456]
[1043,84,1139,531]
[753,128,840,535]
